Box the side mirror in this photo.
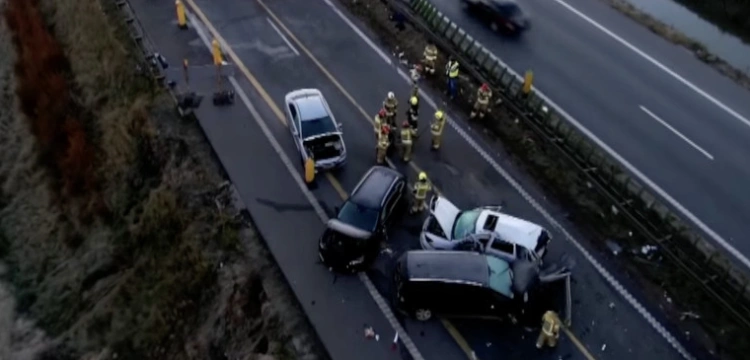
[337,123,343,131]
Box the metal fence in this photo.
[396,0,750,329]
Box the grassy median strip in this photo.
[338,0,747,358]
[0,0,324,358]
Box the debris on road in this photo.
[605,239,622,256]
[364,325,377,340]
[681,311,701,321]
[601,343,607,351]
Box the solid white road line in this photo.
[187,12,425,360]
[640,105,714,160]
[553,0,750,128]
[266,16,300,56]
[320,1,696,359]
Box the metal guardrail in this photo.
[390,0,750,330]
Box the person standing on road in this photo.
[400,121,414,162]
[470,83,493,119]
[445,57,459,100]
[374,109,387,139]
[406,95,419,135]
[536,310,562,349]
[383,92,399,126]
[410,172,432,214]
[376,124,391,164]
[422,41,438,75]
[430,110,446,150]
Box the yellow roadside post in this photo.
[522,70,533,95]
[176,0,187,29]
[211,38,223,66]
[304,158,315,184]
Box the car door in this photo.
[287,102,302,150]
[440,284,495,319]
[382,181,404,225]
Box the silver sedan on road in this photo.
[284,89,347,171]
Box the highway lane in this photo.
[186,0,692,358]
[127,1,469,359]
[429,0,750,262]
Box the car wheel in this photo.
[415,308,432,321]
[490,22,499,32]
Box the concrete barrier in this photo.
[398,0,750,330]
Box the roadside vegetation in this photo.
[670,0,750,44]
[0,0,324,358]
[340,0,744,359]
[600,0,750,91]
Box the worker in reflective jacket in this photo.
[383,92,399,126]
[400,121,414,162]
[410,172,432,214]
[376,124,391,164]
[422,42,438,75]
[374,108,387,139]
[470,83,493,119]
[536,311,562,349]
[430,110,446,150]
[445,57,459,99]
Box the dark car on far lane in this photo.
[393,250,540,321]
[319,166,407,272]
[461,0,530,34]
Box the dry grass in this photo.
[0,0,324,358]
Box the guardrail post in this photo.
[522,70,533,95]
[175,0,187,29]
[212,38,223,66]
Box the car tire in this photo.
[415,308,432,321]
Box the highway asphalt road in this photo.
[128,0,695,359]
[430,0,750,266]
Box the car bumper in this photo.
[315,153,346,171]
[318,243,366,273]
[419,217,438,250]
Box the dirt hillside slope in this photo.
[0,0,324,359]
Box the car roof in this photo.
[291,92,329,121]
[405,250,490,286]
[349,166,403,209]
[476,210,543,250]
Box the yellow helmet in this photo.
[435,110,444,119]
[410,96,418,106]
[418,172,428,181]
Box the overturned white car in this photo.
[420,196,552,262]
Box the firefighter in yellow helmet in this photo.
[430,110,446,150]
[376,124,391,164]
[410,172,432,214]
[422,41,438,75]
[536,311,562,349]
[383,92,398,126]
[470,83,493,119]
[400,121,414,162]
[374,108,387,139]
[406,95,419,136]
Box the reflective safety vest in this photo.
[541,311,561,336]
[384,98,398,112]
[401,128,413,145]
[423,45,438,62]
[413,181,431,200]
[374,115,383,132]
[431,116,445,135]
[447,61,459,78]
[477,89,491,105]
[378,132,390,149]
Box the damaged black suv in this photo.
[318,166,407,272]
